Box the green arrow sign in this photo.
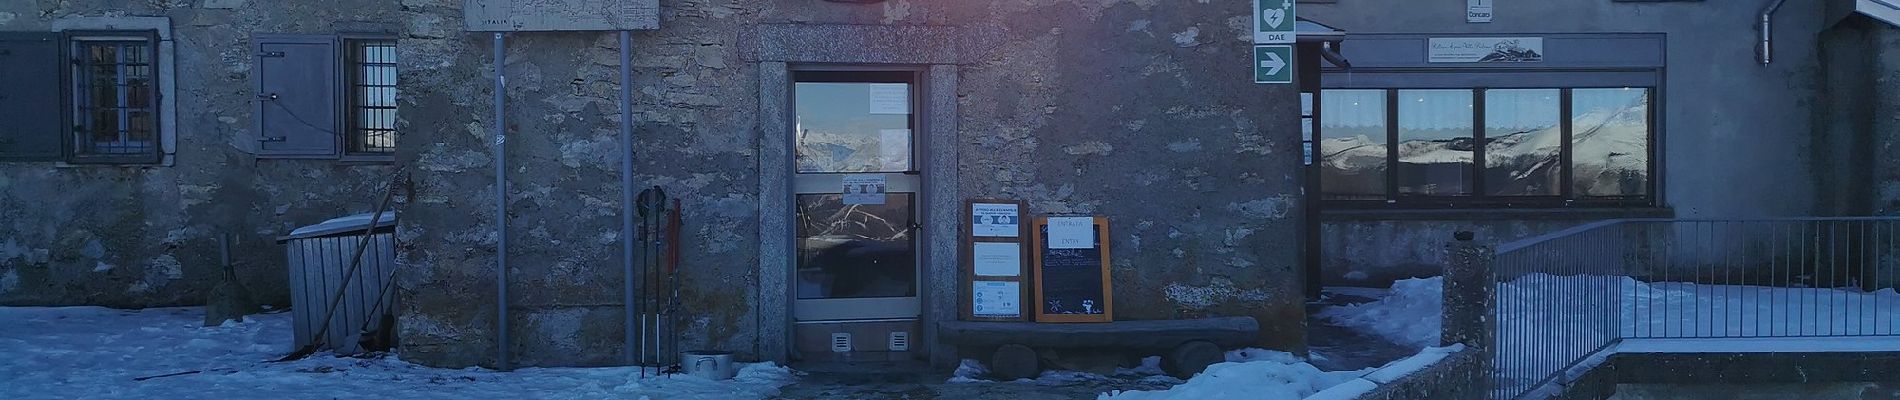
[1254,0,1295,44]
[1254,45,1293,84]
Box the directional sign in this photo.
[1254,45,1293,84]
[1253,0,1295,44]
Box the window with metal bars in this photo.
[344,39,397,156]
[70,34,161,164]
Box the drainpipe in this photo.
[1758,0,1788,64]
[618,30,637,367]
[492,32,511,371]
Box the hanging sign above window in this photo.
[1467,0,1494,23]
[1428,37,1543,63]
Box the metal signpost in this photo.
[462,0,661,371]
[1252,0,1295,84]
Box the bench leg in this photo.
[1163,340,1223,379]
[991,344,1040,380]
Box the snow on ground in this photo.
[1097,349,1370,400]
[0,307,796,400]
[1317,276,1443,349]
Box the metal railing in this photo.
[1487,217,1900,399]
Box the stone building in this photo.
[0,0,1894,371]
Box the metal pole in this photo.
[493,32,510,372]
[619,30,637,367]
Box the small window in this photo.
[69,34,160,164]
[344,38,397,156]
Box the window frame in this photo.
[339,34,398,162]
[1316,86,1659,209]
[64,30,162,165]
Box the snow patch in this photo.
[1319,276,1443,349]
[0,307,798,399]
[1097,355,1363,400]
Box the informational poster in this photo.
[971,203,1021,237]
[1467,0,1493,23]
[868,83,910,115]
[1428,37,1543,63]
[879,129,910,171]
[841,174,886,205]
[1046,217,1095,249]
[973,242,1023,277]
[972,281,1021,317]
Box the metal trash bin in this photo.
[280,212,397,355]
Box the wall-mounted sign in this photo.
[1254,45,1294,84]
[972,203,1021,237]
[1033,216,1112,323]
[1467,0,1494,23]
[464,0,659,32]
[973,242,1023,277]
[1428,37,1543,63]
[962,199,1030,322]
[842,174,886,205]
[972,281,1022,318]
[1252,0,1296,44]
[868,83,910,115]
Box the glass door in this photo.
[791,70,921,321]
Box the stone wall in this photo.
[0,1,397,307]
[393,0,1306,368]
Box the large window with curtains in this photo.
[1317,87,1654,208]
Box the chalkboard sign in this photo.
[1032,216,1112,323]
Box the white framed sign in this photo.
[1428,37,1543,63]
[973,242,1023,277]
[972,281,1022,317]
[971,203,1021,237]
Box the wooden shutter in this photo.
[255,34,338,157]
[0,32,66,161]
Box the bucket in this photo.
[681,350,735,380]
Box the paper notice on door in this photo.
[879,129,910,171]
[972,281,1021,317]
[1046,217,1095,249]
[868,83,910,114]
[972,242,1022,277]
[841,174,886,205]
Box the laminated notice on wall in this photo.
[1046,217,1095,249]
[971,203,1021,237]
[868,83,910,114]
[972,281,1021,317]
[973,242,1023,277]
[842,174,886,205]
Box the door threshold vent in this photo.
[888,331,909,351]
[830,332,852,353]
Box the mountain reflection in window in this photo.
[1570,88,1649,197]
[1484,89,1562,196]
[1319,89,1388,200]
[1397,90,1474,196]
